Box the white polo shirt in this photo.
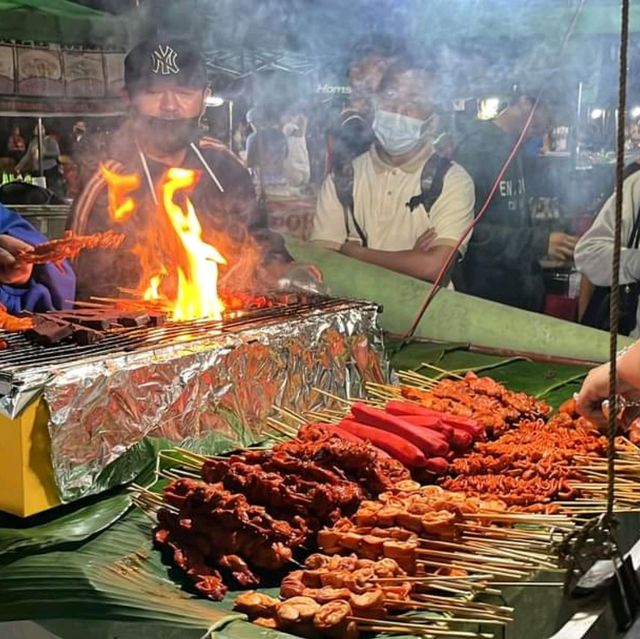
[312,143,475,253]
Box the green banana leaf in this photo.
[288,238,633,363]
[0,491,131,555]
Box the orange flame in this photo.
[101,165,140,221]
[101,164,227,321]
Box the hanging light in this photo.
[590,108,604,119]
[478,97,500,120]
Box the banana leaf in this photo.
[288,238,633,363]
[0,491,131,555]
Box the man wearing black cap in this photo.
[68,38,295,300]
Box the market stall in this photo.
[1,2,639,639]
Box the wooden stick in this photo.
[410,592,513,613]
[312,387,352,406]
[417,558,526,579]
[420,537,555,566]
[420,362,465,380]
[351,617,494,638]
[462,540,558,568]
[416,547,540,570]
[492,581,563,587]
[384,600,511,624]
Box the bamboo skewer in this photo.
[350,617,494,638]
[420,363,465,380]
[492,581,563,587]
[416,547,538,571]
[419,537,555,569]
[410,592,513,614]
[384,600,511,624]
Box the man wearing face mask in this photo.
[312,60,475,283]
[68,38,293,300]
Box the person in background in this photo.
[312,59,475,283]
[453,94,579,311]
[328,40,398,176]
[0,202,75,313]
[16,123,65,198]
[68,38,311,301]
[575,159,640,335]
[6,125,25,164]
[282,111,311,191]
[245,106,289,194]
[72,120,86,144]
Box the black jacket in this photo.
[453,121,549,311]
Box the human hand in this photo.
[575,361,640,430]
[0,235,33,285]
[413,228,437,253]
[340,241,363,258]
[277,263,326,295]
[548,232,578,262]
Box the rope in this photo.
[607,0,631,522]
[400,0,586,344]
[559,0,630,591]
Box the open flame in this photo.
[102,165,227,321]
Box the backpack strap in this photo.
[333,161,368,247]
[406,152,452,214]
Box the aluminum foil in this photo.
[30,301,386,501]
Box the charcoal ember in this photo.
[0,339,7,350]
[56,313,111,331]
[117,312,150,328]
[72,325,104,346]
[26,317,73,345]
[148,312,166,327]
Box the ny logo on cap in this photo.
[151,44,179,75]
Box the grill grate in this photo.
[0,295,362,384]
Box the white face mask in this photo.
[372,109,434,155]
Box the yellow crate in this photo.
[0,398,60,517]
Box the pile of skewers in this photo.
[440,402,607,513]
[317,482,570,581]
[134,427,409,600]
[368,368,550,437]
[271,396,488,478]
[134,365,640,639]
[235,553,513,638]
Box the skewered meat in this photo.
[152,422,411,604]
[234,591,279,617]
[0,304,33,331]
[15,229,124,267]
[402,371,549,436]
[440,412,605,509]
[277,596,321,623]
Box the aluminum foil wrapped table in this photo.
[0,295,387,515]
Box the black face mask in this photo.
[136,114,200,154]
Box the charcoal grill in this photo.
[0,294,387,516]
[0,294,357,391]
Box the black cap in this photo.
[124,38,207,92]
